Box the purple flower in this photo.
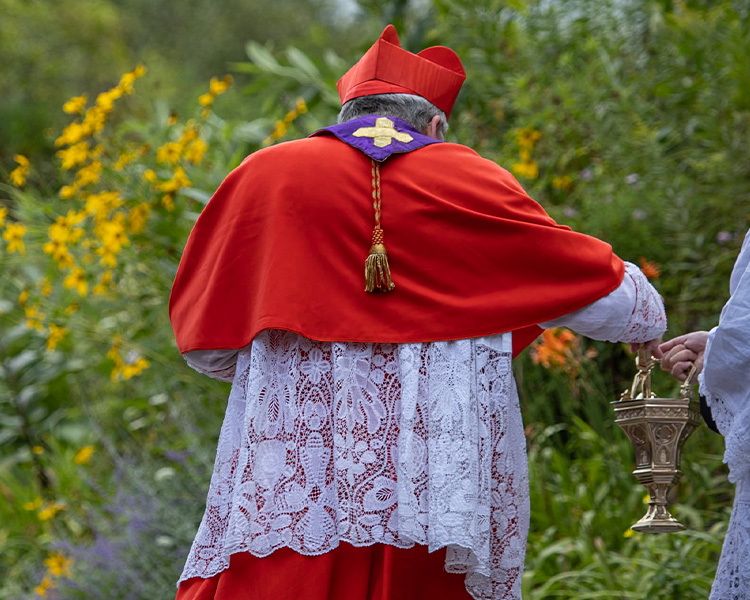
[625,173,640,185]
[563,207,578,218]
[580,168,593,181]
[717,231,733,245]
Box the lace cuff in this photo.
[541,262,666,343]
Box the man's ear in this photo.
[425,115,443,140]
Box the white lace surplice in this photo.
[700,229,750,600]
[179,262,666,600]
[181,332,528,599]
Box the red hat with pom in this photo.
[337,25,466,119]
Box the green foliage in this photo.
[1,1,748,598]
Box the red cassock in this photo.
[170,134,624,600]
[169,136,624,359]
[176,544,473,600]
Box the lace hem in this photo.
[700,335,750,484]
[178,331,528,600]
[710,479,750,600]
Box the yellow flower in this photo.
[85,191,122,220]
[40,277,52,297]
[18,289,29,306]
[37,501,66,521]
[107,339,122,362]
[198,92,214,107]
[73,445,95,465]
[273,120,287,138]
[167,112,178,125]
[624,528,635,538]
[32,445,44,455]
[283,109,298,125]
[63,268,88,296]
[65,303,79,315]
[179,122,199,144]
[117,64,147,94]
[3,222,27,254]
[59,184,78,200]
[128,203,151,234]
[515,126,542,150]
[0,207,7,227]
[24,497,43,511]
[158,167,191,194]
[63,94,87,114]
[95,213,130,256]
[43,241,75,269]
[143,169,158,183]
[64,209,87,227]
[184,138,208,164]
[552,175,574,191]
[55,121,88,147]
[296,97,308,114]
[108,341,123,380]
[44,552,74,577]
[9,154,29,187]
[114,152,136,170]
[34,575,55,596]
[122,357,150,380]
[56,141,91,170]
[48,216,84,246]
[82,106,107,135]
[209,75,232,96]
[25,305,45,331]
[75,160,103,188]
[201,107,211,120]
[46,324,67,352]
[93,270,114,295]
[156,141,183,165]
[511,160,539,179]
[95,88,122,113]
[161,194,175,211]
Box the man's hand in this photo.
[657,331,710,382]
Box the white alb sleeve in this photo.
[183,349,239,382]
[540,261,666,343]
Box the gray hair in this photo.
[338,93,448,139]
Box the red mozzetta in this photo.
[169,136,624,357]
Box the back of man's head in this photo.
[337,93,448,139]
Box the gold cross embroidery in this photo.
[352,117,414,148]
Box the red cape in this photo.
[169,137,624,357]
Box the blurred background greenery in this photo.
[1,0,749,598]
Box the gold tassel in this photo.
[365,227,395,292]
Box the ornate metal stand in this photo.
[612,349,702,533]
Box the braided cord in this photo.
[371,159,382,233]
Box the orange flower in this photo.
[531,328,579,368]
[639,257,660,280]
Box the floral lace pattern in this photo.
[620,263,668,343]
[179,330,528,600]
[710,479,750,600]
